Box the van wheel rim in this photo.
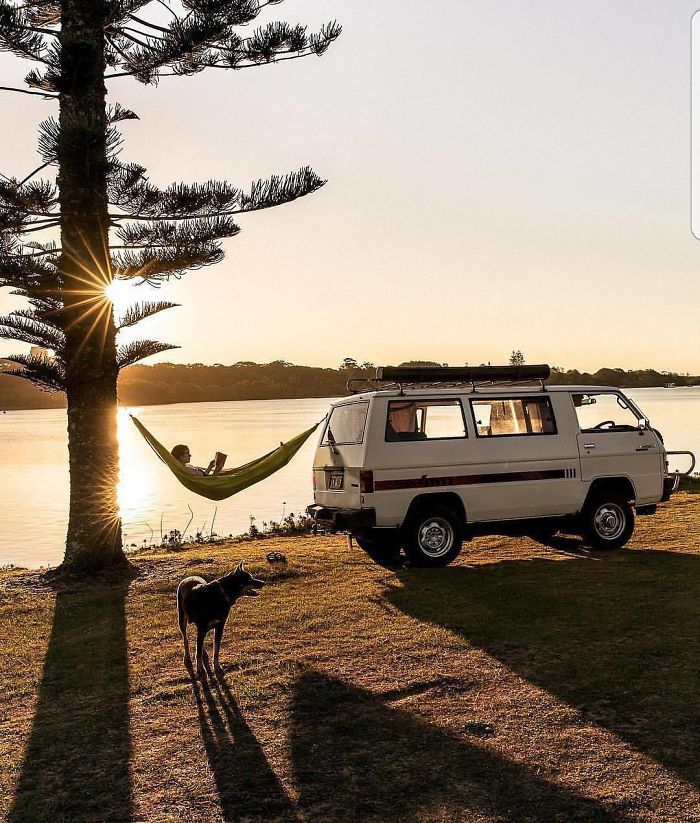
[594,504,626,540]
[418,517,454,557]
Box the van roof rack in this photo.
[347,364,551,394]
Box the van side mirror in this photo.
[638,418,647,431]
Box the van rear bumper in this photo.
[307,504,376,533]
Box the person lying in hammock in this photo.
[170,444,232,476]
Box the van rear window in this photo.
[323,401,369,445]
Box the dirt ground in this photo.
[1,494,698,822]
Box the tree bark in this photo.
[57,0,127,573]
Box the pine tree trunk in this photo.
[57,0,127,574]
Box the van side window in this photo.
[322,401,369,445]
[386,399,466,441]
[470,397,557,437]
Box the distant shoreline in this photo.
[1,360,699,412]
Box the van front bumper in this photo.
[661,475,680,502]
[306,504,376,533]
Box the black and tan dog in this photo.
[177,562,264,675]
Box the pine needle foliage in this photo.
[116,300,179,329]
[0,0,340,390]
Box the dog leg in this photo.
[181,628,192,670]
[195,627,208,676]
[180,620,192,670]
[177,589,192,670]
[213,622,225,672]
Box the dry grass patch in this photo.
[1,495,699,822]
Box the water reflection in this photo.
[117,407,161,536]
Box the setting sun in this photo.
[104,278,136,317]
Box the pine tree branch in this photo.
[114,215,239,245]
[154,0,178,20]
[0,178,58,230]
[111,243,224,281]
[105,46,327,79]
[11,306,62,328]
[117,339,179,369]
[107,167,324,223]
[107,102,139,123]
[5,247,61,259]
[21,220,60,233]
[16,1,60,27]
[18,160,53,186]
[0,28,51,64]
[116,299,179,329]
[19,24,58,36]
[0,311,65,351]
[0,84,57,98]
[108,243,182,250]
[2,352,65,392]
[127,13,169,34]
[104,15,340,83]
[118,25,165,48]
[105,33,137,68]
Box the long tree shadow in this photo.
[8,583,132,822]
[191,670,298,821]
[385,550,700,787]
[291,668,623,822]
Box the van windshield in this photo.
[322,401,369,445]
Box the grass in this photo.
[1,494,699,822]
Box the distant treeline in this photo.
[0,359,698,411]
[547,366,700,388]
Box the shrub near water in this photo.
[680,474,700,493]
[150,513,313,554]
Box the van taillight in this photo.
[360,470,374,494]
[312,471,316,490]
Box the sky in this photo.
[1,0,700,373]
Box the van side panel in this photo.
[458,394,583,521]
[364,395,584,526]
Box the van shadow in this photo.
[384,550,700,787]
[8,584,132,822]
[191,670,298,822]
[290,668,621,822]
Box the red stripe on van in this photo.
[373,469,569,492]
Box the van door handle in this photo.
[636,445,653,451]
[583,443,596,449]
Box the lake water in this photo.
[0,389,698,569]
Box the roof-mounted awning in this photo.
[376,365,551,383]
[347,364,551,394]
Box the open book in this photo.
[214,451,227,472]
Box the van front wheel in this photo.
[404,506,463,567]
[582,495,634,550]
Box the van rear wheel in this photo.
[404,506,463,567]
[582,494,634,550]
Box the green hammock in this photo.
[130,415,321,501]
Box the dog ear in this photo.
[234,560,244,574]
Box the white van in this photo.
[307,365,695,566]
